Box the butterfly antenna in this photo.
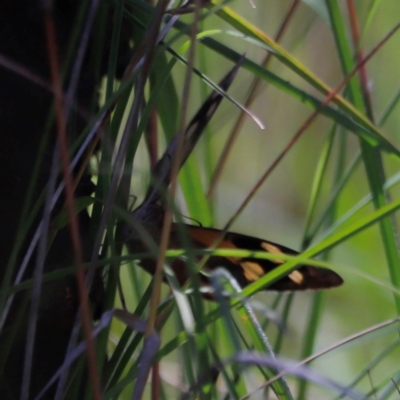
[179,213,203,227]
[128,194,138,212]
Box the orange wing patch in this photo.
[187,226,235,248]
[240,261,265,282]
[262,241,305,285]
[261,242,285,264]
[288,270,304,285]
[186,226,242,263]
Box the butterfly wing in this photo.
[184,225,343,291]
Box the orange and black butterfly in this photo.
[123,60,343,296]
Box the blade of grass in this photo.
[206,1,400,156]
[326,0,400,314]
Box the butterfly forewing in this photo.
[183,226,343,291]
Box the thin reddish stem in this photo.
[346,0,374,119]
[43,9,101,400]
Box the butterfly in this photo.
[123,202,343,294]
[123,58,343,296]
